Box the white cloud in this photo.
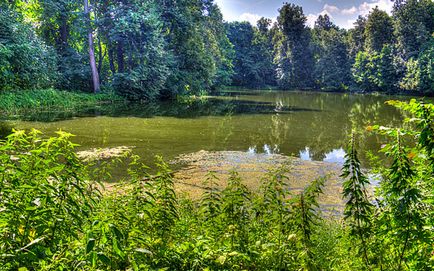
[359,0,394,16]
[312,0,394,29]
[324,4,339,14]
[343,19,357,29]
[341,6,358,15]
[238,12,262,25]
[306,14,319,28]
[217,0,394,29]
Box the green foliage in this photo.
[365,100,434,270]
[1,0,233,99]
[157,0,233,96]
[400,38,434,93]
[0,89,120,115]
[226,21,275,88]
[312,25,351,90]
[3,0,434,96]
[347,16,367,59]
[274,3,314,89]
[0,9,57,91]
[341,132,373,268]
[0,129,100,270]
[352,45,398,92]
[399,58,420,91]
[2,102,434,270]
[108,0,170,100]
[364,7,394,53]
[393,0,434,60]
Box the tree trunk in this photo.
[97,37,103,75]
[59,12,69,52]
[108,46,116,74]
[117,41,125,73]
[84,0,100,93]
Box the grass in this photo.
[0,89,123,115]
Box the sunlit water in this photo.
[3,90,427,167]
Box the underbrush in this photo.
[0,100,433,270]
[0,89,122,115]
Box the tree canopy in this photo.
[1,0,434,97]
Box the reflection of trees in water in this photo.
[211,111,235,150]
[347,97,406,164]
[8,91,409,164]
[269,113,290,152]
[260,92,406,163]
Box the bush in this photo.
[0,130,101,270]
[0,10,57,91]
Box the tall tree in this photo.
[274,3,314,89]
[226,20,275,88]
[84,0,100,93]
[226,22,256,87]
[364,7,394,52]
[314,14,337,31]
[36,0,91,91]
[312,16,350,90]
[257,17,272,34]
[393,0,434,60]
[347,15,367,59]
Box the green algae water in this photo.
[4,90,426,166]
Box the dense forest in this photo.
[1,0,433,100]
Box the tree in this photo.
[157,0,232,96]
[352,51,375,91]
[364,7,394,52]
[347,16,367,59]
[257,17,272,34]
[108,0,171,100]
[314,14,337,31]
[83,0,100,93]
[393,0,434,60]
[417,39,434,93]
[312,16,350,90]
[274,3,314,89]
[226,21,275,88]
[352,45,398,92]
[203,3,234,89]
[0,9,57,91]
[400,38,434,94]
[254,19,276,87]
[375,45,398,91]
[313,29,351,90]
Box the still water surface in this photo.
[7,90,423,166]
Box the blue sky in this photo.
[214,0,394,29]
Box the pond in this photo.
[3,90,423,167]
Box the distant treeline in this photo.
[1,0,433,99]
[226,1,434,93]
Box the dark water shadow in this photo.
[217,90,274,97]
[6,97,323,122]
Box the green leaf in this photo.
[97,253,111,265]
[86,238,95,254]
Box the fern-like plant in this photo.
[341,132,373,269]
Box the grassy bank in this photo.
[0,89,123,115]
